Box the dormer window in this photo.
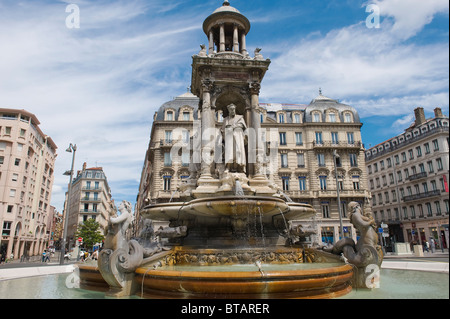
[278,113,285,123]
[313,112,321,123]
[166,110,174,121]
[329,113,336,122]
[344,112,353,123]
[293,113,301,123]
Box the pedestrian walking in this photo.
[424,241,430,252]
[42,251,46,262]
[429,237,436,253]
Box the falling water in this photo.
[278,191,293,202]
[169,190,178,203]
[258,206,266,250]
[278,208,291,244]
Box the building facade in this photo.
[64,162,114,249]
[365,107,449,251]
[135,91,370,246]
[0,108,57,260]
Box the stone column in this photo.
[249,82,273,195]
[209,30,214,54]
[233,25,239,52]
[241,33,247,55]
[194,80,221,195]
[219,24,225,52]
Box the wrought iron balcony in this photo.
[402,190,441,202]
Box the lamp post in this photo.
[59,143,77,265]
[333,149,344,240]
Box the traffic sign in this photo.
[378,228,383,233]
[78,237,83,242]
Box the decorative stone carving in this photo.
[198,44,208,57]
[98,200,144,296]
[323,201,383,288]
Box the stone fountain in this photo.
[78,1,382,298]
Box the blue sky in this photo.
[0,0,448,212]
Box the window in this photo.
[278,113,285,123]
[353,180,360,190]
[181,151,190,167]
[14,158,20,166]
[424,142,430,154]
[436,158,443,170]
[416,146,422,157]
[344,113,352,123]
[313,113,321,122]
[83,203,89,212]
[279,132,287,145]
[5,127,11,135]
[317,153,325,167]
[432,139,439,151]
[347,132,355,144]
[315,132,323,144]
[94,181,99,189]
[281,154,288,168]
[329,113,336,122]
[297,153,305,167]
[331,132,339,144]
[349,153,358,167]
[282,177,289,191]
[397,171,403,182]
[426,203,433,217]
[7,205,13,213]
[85,192,90,200]
[9,189,16,197]
[419,163,425,173]
[183,111,190,121]
[410,206,416,218]
[163,176,172,191]
[166,111,174,121]
[428,161,434,173]
[12,173,18,182]
[295,132,303,145]
[435,201,442,216]
[298,176,306,190]
[401,152,407,162]
[319,176,327,190]
[387,158,392,168]
[408,149,414,160]
[165,130,172,143]
[402,207,408,219]
[322,204,330,218]
[394,155,400,164]
[294,113,301,123]
[0,156,3,164]
[2,222,12,236]
[164,152,172,166]
[93,192,98,200]
[182,130,190,144]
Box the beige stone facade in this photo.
[64,162,115,249]
[135,92,370,246]
[0,108,57,260]
[365,107,449,251]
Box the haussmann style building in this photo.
[134,1,371,246]
[63,162,115,250]
[365,107,449,252]
[0,108,57,261]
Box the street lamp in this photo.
[333,149,344,240]
[59,143,77,265]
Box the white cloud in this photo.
[370,0,449,39]
[0,0,201,210]
[261,6,448,110]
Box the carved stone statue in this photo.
[323,201,383,288]
[98,200,143,297]
[221,103,247,173]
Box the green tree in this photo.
[75,218,105,251]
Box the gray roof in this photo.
[155,93,199,121]
[304,94,361,123]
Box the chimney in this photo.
[414,107,426,126]
[434,107,443,118]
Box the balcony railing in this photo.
[402,190,441,202]
[407,172,427,181]
[313,141,362,149]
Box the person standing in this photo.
[430,237,436,253]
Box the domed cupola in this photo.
[202,0,251,56]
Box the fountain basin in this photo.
[135,263,353,299]
[141,196,315,223]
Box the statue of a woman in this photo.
[221,103,247,173]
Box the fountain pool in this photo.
[0,267,447,299]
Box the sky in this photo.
[0,0,448,212]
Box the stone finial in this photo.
[223,0,230,6]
